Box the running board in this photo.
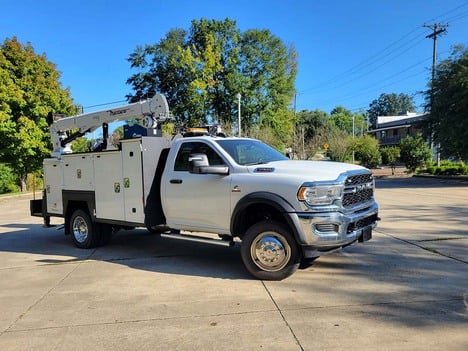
[160,232,235,247]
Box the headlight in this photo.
[297,184,344,206]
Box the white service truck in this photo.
[31,95,379,280]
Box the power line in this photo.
[300,27,426,94]
[298,3,466,97]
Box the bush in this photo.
[380,146,400,166]
[352,135,381,168]
[417,161,468,175]
[0,164,19,194]
[399,135,432,173]
[26,173,44,191]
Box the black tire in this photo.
[69,209,100,249]
[241,220,300,280]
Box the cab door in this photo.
[162,141,232,233]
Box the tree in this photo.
[297,109,332,140]
[380,146,400,175]
[126,18,297,142]
[330,106,366,136]
[424,45,468,160]
[327,130,353,163]
[0,37,77,190]
[71,137,90,153]
[399,134,432,172]
[0,163,19,193]
[352,135,381,168]
[367,93,416,128]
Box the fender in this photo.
[62,190,96,234]
[230,192,307,245]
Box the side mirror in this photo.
[189,153,229,175]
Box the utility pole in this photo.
[237,93,241,137]
[424,23,447,166]
[424,23,448,82]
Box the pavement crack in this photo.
[415,237,466,242]
[261,281,305,351]
[376,230,468,264]
[0,254,90,337]
[3,309,279,334]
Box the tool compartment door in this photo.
[121,139,145,223]
[43,158,63,214]
[94,151,124,220]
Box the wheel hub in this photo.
[253,235,289,271]
[73,216,88,243]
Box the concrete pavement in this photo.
[0,177,467,350]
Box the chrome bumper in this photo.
[296,201,379,249]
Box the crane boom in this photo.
[50,94,170,157]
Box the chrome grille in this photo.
[343,173,374,208]
[347,213,379,233]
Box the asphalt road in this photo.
[0,177,467,351]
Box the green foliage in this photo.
[419,160,468,175]
[26,172,43,191]
[424,45,468,160]
[352,135,381,168]
[399,134,432,172]
[327,130,353,163]
[246,125,286,153]
[367,93,416,128]
[380,146,400,166]
[0,37,77,190]
[126,18,297,138]
[297,109,332,139]
[71,137,90,153]
[0,163,19,193]
[330,106,366,136]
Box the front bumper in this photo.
[296,201,379,255]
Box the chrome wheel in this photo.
[69,209,99,249]
[251,232,291,272]
[72,215,89,244]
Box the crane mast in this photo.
[50,94,171,157]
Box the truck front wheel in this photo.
[70,209,100,249]
[241,220,300,280]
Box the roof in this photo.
[376,113,428,128]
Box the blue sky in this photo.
[2,0,468,115]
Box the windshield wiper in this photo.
[244,161,269,166]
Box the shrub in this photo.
[352,135,381,168]
[399,135,432,173]
[0,164,19,194]
[380,146,400,166]
[418,161,468,175]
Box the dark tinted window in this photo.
[174,141,224,171]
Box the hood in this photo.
[248,160,368,182]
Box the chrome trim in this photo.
[297,201,379,247]
[298,170,374,213]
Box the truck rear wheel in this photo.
[241,220,300,280]
[70,209,100,249]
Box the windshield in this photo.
[216,139,289,165]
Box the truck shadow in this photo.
[0,224,252,280]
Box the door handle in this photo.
[170,179,183,184]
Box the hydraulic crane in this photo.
[49,94,171,157]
